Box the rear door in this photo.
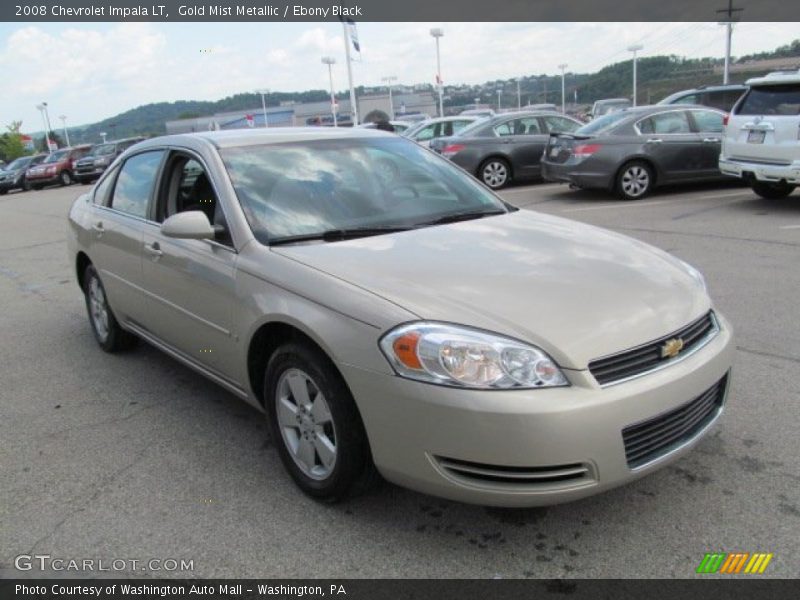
[87,150,165,326]
[635,110,704,181]
[688,109,726,178]
[496,117,549,177]
[725,83,800,164]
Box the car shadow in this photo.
[547,179,747,203]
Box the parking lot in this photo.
[1,180,798,579]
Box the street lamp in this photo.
[382,76,398,119]
[256,88,270,128]
[515,78,521,110]
[496,88,503,111]
[321,57,338,127]
[558,64,568,114]
[100,132,107,143]
[430,28,444,118]
[58,115,70,146]
[627,44,644,107]
[35,103,52,152]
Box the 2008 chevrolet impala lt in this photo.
[67,128,733,506]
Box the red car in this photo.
[25,145,92,188]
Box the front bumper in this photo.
[75,166,106,180]
[341,313,733,507]
[0,178,20,191]
[719,157,800,184]
[541,160,613,190]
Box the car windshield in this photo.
[44,150,68,163]
[220,137,509,244]
[738,84,800,116]
[6,157,31,170]
[91,144,116,156]
[576,111,631,135]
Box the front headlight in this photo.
[379,322,569,389]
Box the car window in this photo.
[577,111,630,135]
[220,137,507,243]
[673,93,700,105]
[110,151,164,219]
[637,111,691,135]
[691,110,724,133]
[413,123,437,142]
[542,116,579,133]
[93,166,120,206]
[737,84,800,116]
[452,120,473,134]
[495,118,541,136]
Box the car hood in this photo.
[272,210,710,369]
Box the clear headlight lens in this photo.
[379,322,569,389]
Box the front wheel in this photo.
[615,161,654,200]
[83,264,137,352]
[22,178,31,191]
[479,158,511,190]
[60,170,73,186]
[751,180,796,199]
[264,342,377,502]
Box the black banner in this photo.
[2,579,800,600]
[2,0,799,22]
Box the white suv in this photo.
[719,70,800,199]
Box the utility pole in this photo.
[430,28,445,118]
[496,88,502,111]
[382,76,398,119]
[256,89,270,128]
[321,57,338,127]
[717,0,743,84]
[558,64,568,113]
[516,79,521,110]
[628,44,644,106]
[341,22,359,125]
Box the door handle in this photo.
[92,221,104,233]
[144,242,163,258]
[645,138,663,144]
[703,137,721,143]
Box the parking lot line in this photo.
[559,190,752,214]
[779,224,800,230]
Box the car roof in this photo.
[593,104,723,121]
[134,127,396,150]
[746,69,800,86]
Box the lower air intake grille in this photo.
[622,374,728,469]
[434,456,593,487]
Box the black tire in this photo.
[615,160,654,200]
[264,342,377,502]
[0,189,7,195]
[751,180,796,200]
[478,157,511,190]
[31,184,43,191]
[21,178,31,191]
[83,264,137,352]
[60,170,73,186]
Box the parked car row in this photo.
[425,73,798,200]
[0,137,145,194]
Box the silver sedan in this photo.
[67,128,733,506]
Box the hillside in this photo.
[45,37,800,144]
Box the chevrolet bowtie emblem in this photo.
[661,337,685,359]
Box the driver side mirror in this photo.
[161,211,215,240]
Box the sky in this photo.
[0,21,798,131]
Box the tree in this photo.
[0,121,28,162]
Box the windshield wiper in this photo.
[268,226,413,246]
[415,209,508,227]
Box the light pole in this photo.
[496,88,502,112]
[58,115,70,146]
[35,104,51,152]
[558,64,568,113]
[321,57,338,127]
[256,88,270,128]
[628,44,643,107]
[100,132,107,143]
[430,28,444,118]
[516,78,521,110]
[382,76,398,119]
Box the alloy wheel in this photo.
[88,276,109,342]
[621,165,650,198]
[482,161,508,188]
[275,368,338,481]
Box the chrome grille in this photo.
[588,312,718,386]
[622,374,728,469]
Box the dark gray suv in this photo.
[74,137,145,184]
[658,84,747,112]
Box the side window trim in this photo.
[105,148,168,221]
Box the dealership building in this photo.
[165,92,437,133]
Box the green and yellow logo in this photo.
[696,552,774,574]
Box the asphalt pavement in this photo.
[1,179,798,578]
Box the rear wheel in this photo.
[615,161,653,200]
[479,158,511,190]
[83,264,137,352]
[751,180,796,199]
[264,342,377,502]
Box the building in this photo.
[164,92,437,134]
